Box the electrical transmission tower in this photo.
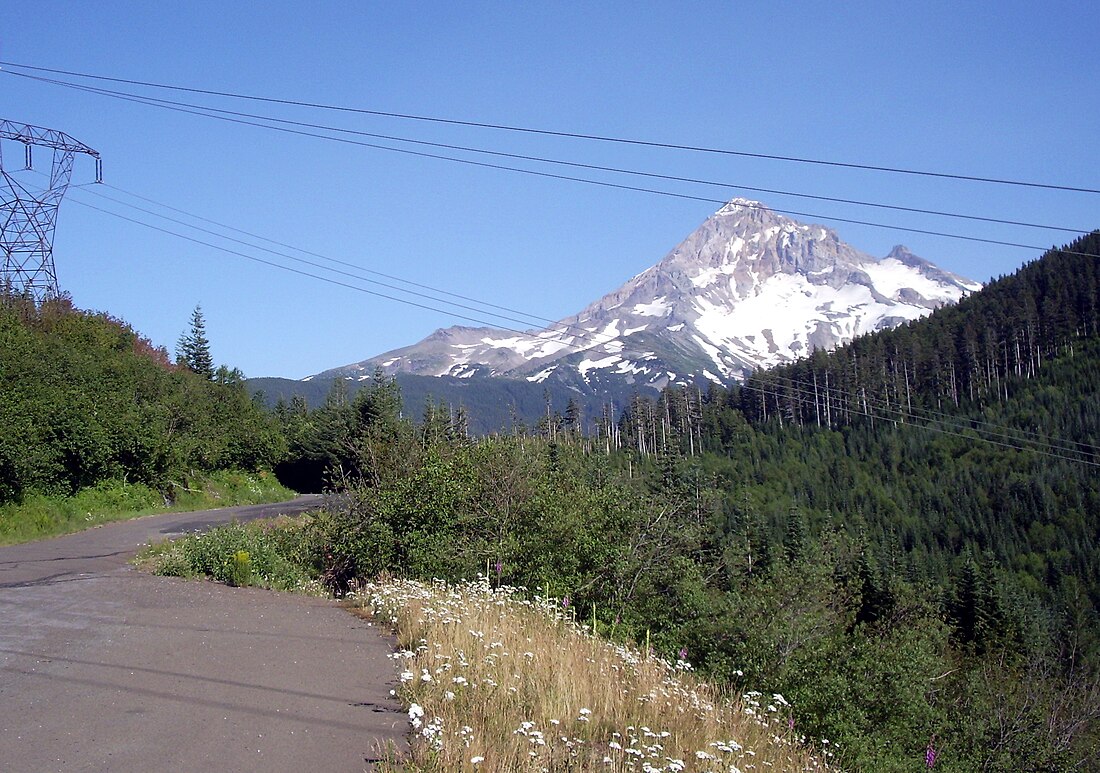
[1,120,101,302]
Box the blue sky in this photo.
[2,1,1098,378]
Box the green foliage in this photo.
[176,304,214,379]
[144,518,314,591]
[0,479,163,544]
[939,652,1100,770]
[297,345,1098,768]
[299,494,398,593]
[0,292,287,507]
[0,470,295,545]
[227,550,252,587]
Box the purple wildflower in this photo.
[926,736,937,769]
[678,647,688,661]
[562,595,570,609]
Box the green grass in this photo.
[0,470,297,546]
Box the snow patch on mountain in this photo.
[632,297,672,316]
[526,365,558,383]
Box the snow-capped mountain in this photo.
[315,199,981,390]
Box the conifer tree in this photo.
[176,304,214,379]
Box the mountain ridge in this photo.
[314,199,980,390]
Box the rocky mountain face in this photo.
[313,199,981,391]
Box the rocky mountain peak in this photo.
[314,199,981,390]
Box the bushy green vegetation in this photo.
[0,290,291,539]
[0,469,295,545]
[139,515,317,591]
[0,291,286,505]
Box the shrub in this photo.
[142,519,315,591]
[227,550,252,587]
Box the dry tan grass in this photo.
[352,577,833,772]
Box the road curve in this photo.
[0,496,407,772]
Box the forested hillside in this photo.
[602,234,1100,768]
[253,362,1098,768]
[0,291,284,505]
[741,231,1100,427]
[249,371,637,436]
[246,235,1100,770]
[607,234,1100,604]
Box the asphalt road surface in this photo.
[0,496,407,772]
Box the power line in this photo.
[98,182,565,330]
[65,194,550,336]
[50,181,1098,467]
[6,69,1088,239]
[9,69,1097,258]
[78,179,1100,456]
[58,190,640,359]
[73,184,560,333]
[4,59,1098,196]
[57,178,627,348]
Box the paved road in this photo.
[0,497,407,772]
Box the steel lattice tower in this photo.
[1,120,101,302]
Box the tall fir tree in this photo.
[176,304,214,379]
